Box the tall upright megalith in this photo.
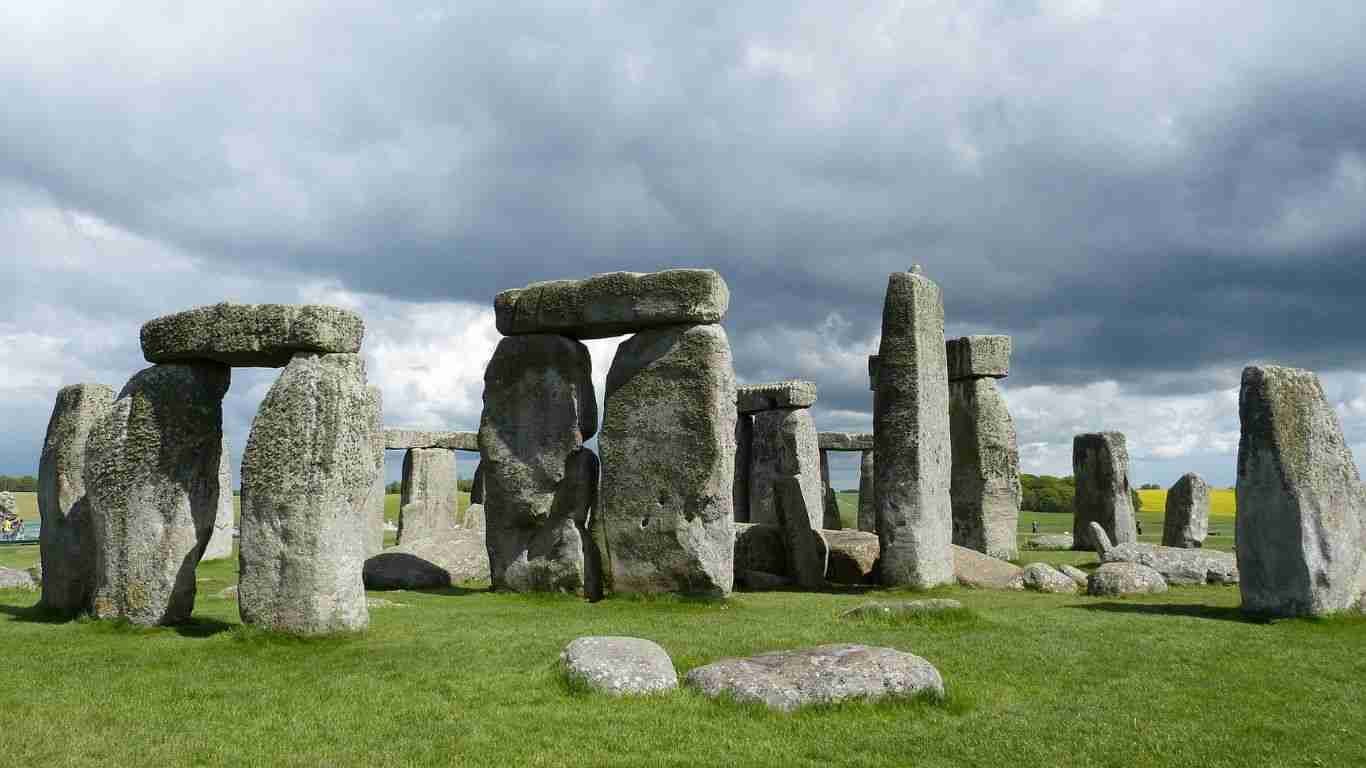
[1072,432,1137,550]
[1163,472,1209,549]
[240,353,376,634]
[362,386,387,557]
[745,384,827,589]
[874,269,953,588]
[201,436,236,561]
[947,335,1021,560]
[1236,365,1365,617]
[38,383,115,614]
[858,450,876,533]
[397,448,459,543]
[479,335,598,593]
[85,364,229,625]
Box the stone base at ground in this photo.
[823,529,880,584]
[363,528,490,589]
[1087,562,1169,596]
[1018,563,1078,593]
[1090,522,1238,584]
[561,637,678,696]
[952,545,1023,590]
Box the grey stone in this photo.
[734,522,787,576]
[737,570,791,591]
[140,302,363,367]
[945,335,1011,381]
[736,380,817,414]
[775,477,829,589]
[1059,564,1089,586]
[839,599,963,620]
[495,268,729,339]
[1089,522,1238,585]
[1024,533,1074,550]
[362,387,387,558]
[461,503,485,531]
[733,413,753,523]
[1018,562,1078,593]
[1087,562,1169,596]
[950,377,1021,560]
[858,450,876,533]
[685,644,944,712]
[867,355,880,391]
[596,324,735,596]
[86,364,228,625]
[363,527,490,589]
[953,544,1024,590]
[38,383,115,614]
[201,437,235,561]
[749,408,827,588]
[1162,473,1210,548]
[396,448,459,544]
[469,460,485,504]
[824,529,880,584]
[1072,432,1137,550]
[383,430,479,451]
[239,353,375,634]
[561,636,678,696]
[818,433,874,452]
[479,335,598,594]
[0,566,39,591]
[875,271,954,588]
[1236,365,1366,617]
[819,450,841,530]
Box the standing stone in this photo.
[469,460,485,505]
[362,387,387,558]
[596,324,735,596]
[38,383,115,614]
[874,271,953,588]
[733,414,752,523]
[1236,365,1365,617]
[819,450,841,530]
[240,353,375,634]
[397,448,459,544]
[85,364,229,625]
[1072,432,1137,551]
[200,437,236,561]
[857,450,876,533]
[1163,472,1209,549]
[949,377,1021,560]
[750,407,827,588]
[479,335,598,594]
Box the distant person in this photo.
[1031,520,1038,534]
[1136,520,1144,536]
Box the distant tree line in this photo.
[1021,474,1142,513]
[0,475,37,492]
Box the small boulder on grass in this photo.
[840,599,964,620]
[561,637,677,697]
[1024,533,1074,551]
[0,566,38,591]
[1058,564,1089,586]
[1016,563,1078,594]
[1087,562,1168,596]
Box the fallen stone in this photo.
[479,335,598,594]
[839,599,963,620]
[1072,432,1137,550]
[0,566,38,591]
[86,364,228,625]
[1089,522,1238,585]
[736,381,818,414]
[858,450,876,533]
[945,335,1011,381]
[685,644,944,712]
[1058,564,1089,586]
[1163,473,1210,549]
[363,527,490,589]
[737,570,791,591]
[1087,562,1168,596]
[1023,533,1074,550]
[1236,365,1366,617]
[496,269,729,339]
[38,383,115,614]
[383,430,479,451]
[824,529,880,584]
[596,324,735,597]
[397,448,459,544]
[818,433,874,452]
[1018,562,1078,593]
[949,377,1021,560]
[140,302,363,367]
[953,544,1024,590]
[201,436,236,561]
[561,636,678,696]
[875,271,954,588]
[239,352,375,634]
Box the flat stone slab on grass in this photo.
[1023,533,1074,550]
[141,303,364,367]
[561,637,678,696]
[1087,562,1168,596]
[1018,563,1078,593]
[363,528,490,590]
[383,430,479,451]
[817,432,874,451]
[685,644,944,713]
[1090,522,1238,585]
[953,545,1023,590]
[495,269,729,339]
[840,599,964,620]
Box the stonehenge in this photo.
[398,448,460,543]
[141,302,364,367]
[816,432,872,532]
[200,436,236,562]
[1071,432,1137,550]
[1162,472,1209,549]
[495,269,729,339]
[947,335,1021,560]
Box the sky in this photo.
[4,1,1366,491]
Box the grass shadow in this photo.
[0,600,75,624]
[1068,602,1257,623]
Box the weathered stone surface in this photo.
[396,448,459,544]
[819,450,841,530]
[733,414,753,523]
[945,335,1011,381]
[141,302,364,367]
[596,325,735,597]
[734,522,786,576]
[953,544,1023,590]
[875,271,954,588]
[839,599,963,620]
[1237,365,1366,617]
[686,644,944,712]
[38,383,115,614]
[1090,522,1237,585]
[86,364,228,625]
[775,478,829,589]
[737,570,791,591]
[1059,564,1089,586]
[1087,562,1168,596]
[818,433,874,452]
[1072,432,1137,550]
[824,529,880,584]
[461,503,485,531]
[240,353,375,634]
[1018,562,1078,593]
[480,335,598,594]
[1024,533,1074,550]
[495,269,729,339]
[858,450,876,533]
[1162,473,1210,548]
[0,566,39,591]
[867,355,880,391]
[383,430,479,451]
[363,528,490,589]
[561,637,678,696]
[736,381,817,414]
[362,387,387,558]
[950,378,1021,560]
[201,437,235,561]
[749,408,826,587]
[469,461,485,505]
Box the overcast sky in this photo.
[4,1,1366,490]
